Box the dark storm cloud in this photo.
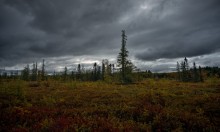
[0,0,220,69]
[132,0,220,60]
[0,0,142,66]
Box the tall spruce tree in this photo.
[180,61,186,81]
[117,30,128,82]
[184,57,189,71]
[102,61,105,80]
[77,64,81,80]
[180,57,190,82]
[93,62,97,81]
[117,30,133,83]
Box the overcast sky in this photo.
[0,0,220,72]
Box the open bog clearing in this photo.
[0,78,220,131]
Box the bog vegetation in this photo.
[0,31,220,131]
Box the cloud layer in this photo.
[0,0,220,71]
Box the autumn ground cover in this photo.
[0,78,220,131]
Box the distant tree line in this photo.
[176,57,203,82]
[204,66,220,78]
[20,59,46,81]
[1,30,220,83]
[60,61,114,82]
